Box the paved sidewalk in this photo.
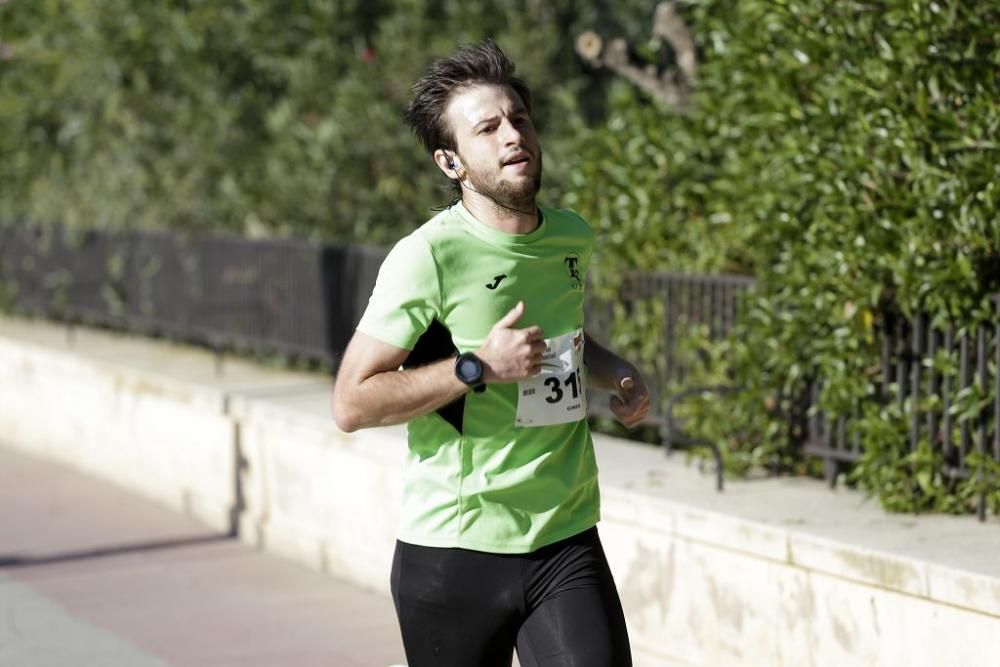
[0,444,406,667]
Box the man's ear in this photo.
[433,148,463,180]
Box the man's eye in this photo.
[479,126,496,134]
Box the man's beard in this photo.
[465,152,543,213]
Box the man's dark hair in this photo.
[405,40,532,156]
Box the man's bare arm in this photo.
[583,331,636,391]
[584,331,651,429]
[332,301,545,432]
[331,332,468,432]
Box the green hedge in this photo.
[0,0,655,242]
[566,1,999,512]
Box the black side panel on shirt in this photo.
[402,319,465,433]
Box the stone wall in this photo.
[2,316,999,667]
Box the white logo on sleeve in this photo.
[515,328,587,427]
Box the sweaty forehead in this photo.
[445,83,527,132]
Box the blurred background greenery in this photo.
[1,0,998,513]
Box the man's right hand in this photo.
[476,301,545,383]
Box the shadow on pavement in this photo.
[0,533,233,569]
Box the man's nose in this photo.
[498,118,524,145]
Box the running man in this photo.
[332,40,649,667]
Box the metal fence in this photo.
[0,223,755,491]
[806,302,1000,519]
[584,270,756,491]
[0,224,387,368]
[3,223,996,507]
[585,270,756,405]
[0,224,753,387]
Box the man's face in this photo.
[444,83,542,209]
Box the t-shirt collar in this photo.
[454,201,547,247]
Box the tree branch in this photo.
[575,1,697,112]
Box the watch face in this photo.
[457,357,480,383]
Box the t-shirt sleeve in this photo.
[356,232,441,350]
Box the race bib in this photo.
[515,328,587,427]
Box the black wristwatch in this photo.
[455,352,486,393]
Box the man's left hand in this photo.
[609,369,650,430]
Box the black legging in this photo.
[390,526,632,667]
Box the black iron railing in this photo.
[584,270,756,490]
[0,224,387,368]
[585,270,755,399]
[806,302,1000,519]
[0,224,752,390]
[0,224,752,482]
[3,223,995,508]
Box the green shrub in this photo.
[0,0,658,240]
[566,0,999,512]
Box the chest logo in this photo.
[564,254,582,290]
[486,274,507,290]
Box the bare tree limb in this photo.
[575,1,697,112]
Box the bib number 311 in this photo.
[515,328,587,427]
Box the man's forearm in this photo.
[335,358,469,431]
[584,332,635,391]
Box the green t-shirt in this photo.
[356,201,599,553]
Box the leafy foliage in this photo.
[0,0,656,241]
[567,0,999,513]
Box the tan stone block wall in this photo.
[0,337,234,532]
[3,319,1000,667]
